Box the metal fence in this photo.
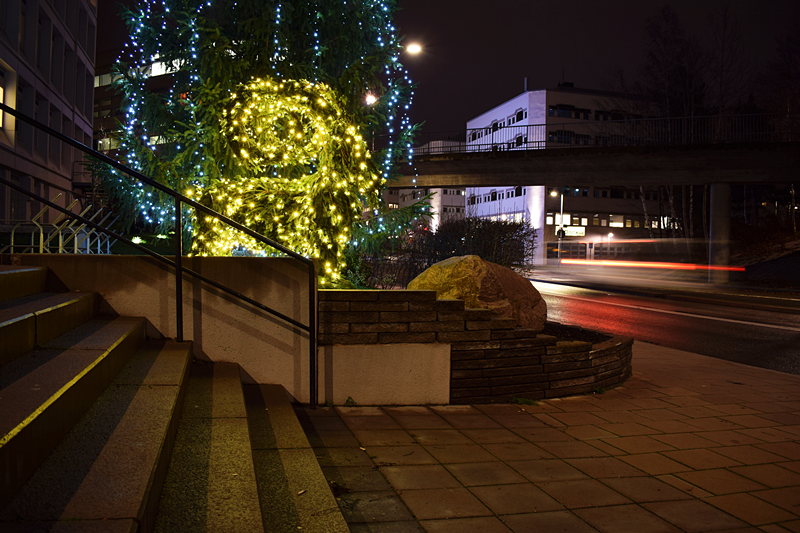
[410,113,800,156]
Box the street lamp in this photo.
[551,189,564,262]
[607,232,613,258]
[406,43,422,55]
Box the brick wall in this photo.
[450,334,633,404]
[318,290,633,403]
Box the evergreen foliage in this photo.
[99,0,428,283]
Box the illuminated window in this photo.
[581,217,588,226]
[601,219,608,226]
[609,215,624,228]
[97,137,120,151]
[625,219,632,228]
[545,212,554,225]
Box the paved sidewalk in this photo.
[301,342,800,532]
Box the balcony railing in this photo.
[409,113,800,156]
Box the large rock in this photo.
[407,255,547,331]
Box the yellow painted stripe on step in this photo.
[0,323,139,448]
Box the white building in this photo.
[386,140,466,232]
[466,83,659,265]
[0,0,97,224]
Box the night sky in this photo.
[97,0,799,132]
[395,0,799,132]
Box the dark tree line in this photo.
[604,3,799,255]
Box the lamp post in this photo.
[551,189,564,263]
[607,232,613,258]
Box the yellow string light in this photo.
[192,75,384,283]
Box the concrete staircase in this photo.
[0,265,347,532]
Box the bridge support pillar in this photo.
[708,182,731,284]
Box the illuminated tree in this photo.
[102,0,426,283]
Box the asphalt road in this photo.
[532,282,800,376]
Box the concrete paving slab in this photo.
[0,266,47,302]
[154,417,263,533]
[0,518,137,532]
[180,361,247,419]
[1,384,180,521]
[0,317,144,508]
[302,340,800,531]
[0,339,189,532]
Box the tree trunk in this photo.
[668,185,679,239]
[703,185,709,257]
[640,186,653,238]
[689,185,694,239]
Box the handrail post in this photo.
[175,197,183,342]
[309,262,317,408]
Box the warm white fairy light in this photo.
[108,0,418,282]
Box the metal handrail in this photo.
[0,102,318,407]
[409,113,800,156]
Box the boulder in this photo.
[407,255,547,331]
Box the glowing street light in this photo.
[365,93,377,105]
[607,232,613,257]
[406,43,422,54]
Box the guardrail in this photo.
[410,113,800,155]
[0,102,319,407]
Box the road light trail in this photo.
[536,289,800,333]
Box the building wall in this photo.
[0,0,97,225]
[465,85,662,265]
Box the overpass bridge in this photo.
[392,114,800,189]
[390,114,800,282]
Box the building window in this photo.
[546,213,554,225]
[601,190,608,198]
[593,214,600,226]
[581,217,588,226]
[582,189,588,197]
[609,214,624,228]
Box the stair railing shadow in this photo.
[0,102,319,406]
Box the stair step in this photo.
[0,340,192,532]
[0,317,146,507]
[0,266,47,302]
[154,362,265,533]
[0,291,98,365]
[244,384,348,533]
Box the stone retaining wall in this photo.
[319,290,633,403]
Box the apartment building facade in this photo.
[466,83,661,265]
[0,0,97,225]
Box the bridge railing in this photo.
[410,113,800,155]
